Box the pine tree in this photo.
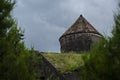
[81,4,120,80]
[0,0,15,61]
[0,0,41,80]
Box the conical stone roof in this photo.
[60,15,101,38]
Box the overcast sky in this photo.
[13,0,118,52]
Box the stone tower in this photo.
[59,15,102,53]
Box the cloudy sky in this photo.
[13,0,118,52]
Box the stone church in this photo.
[38,15,102,80]
[59,15,102,53]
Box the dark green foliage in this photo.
[81,6,120,80]
[0,0,17,61]
[0,0,15,37]
[0,0,41,80]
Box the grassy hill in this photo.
[43,52,85,73]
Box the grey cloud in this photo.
[14,0,118,52]
[59,0,117,33]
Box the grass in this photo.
[43,52,85,73]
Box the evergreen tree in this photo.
[0,0,41,80]
[81,4,120,80]
[0,0,15,61]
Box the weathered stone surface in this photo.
[59,15,102,53]
[63,70,81,80]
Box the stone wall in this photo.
[59,32,101,53]
[63,70,81,80]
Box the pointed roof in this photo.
[60,15,101,38]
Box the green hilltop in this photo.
[43,52,86,73]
